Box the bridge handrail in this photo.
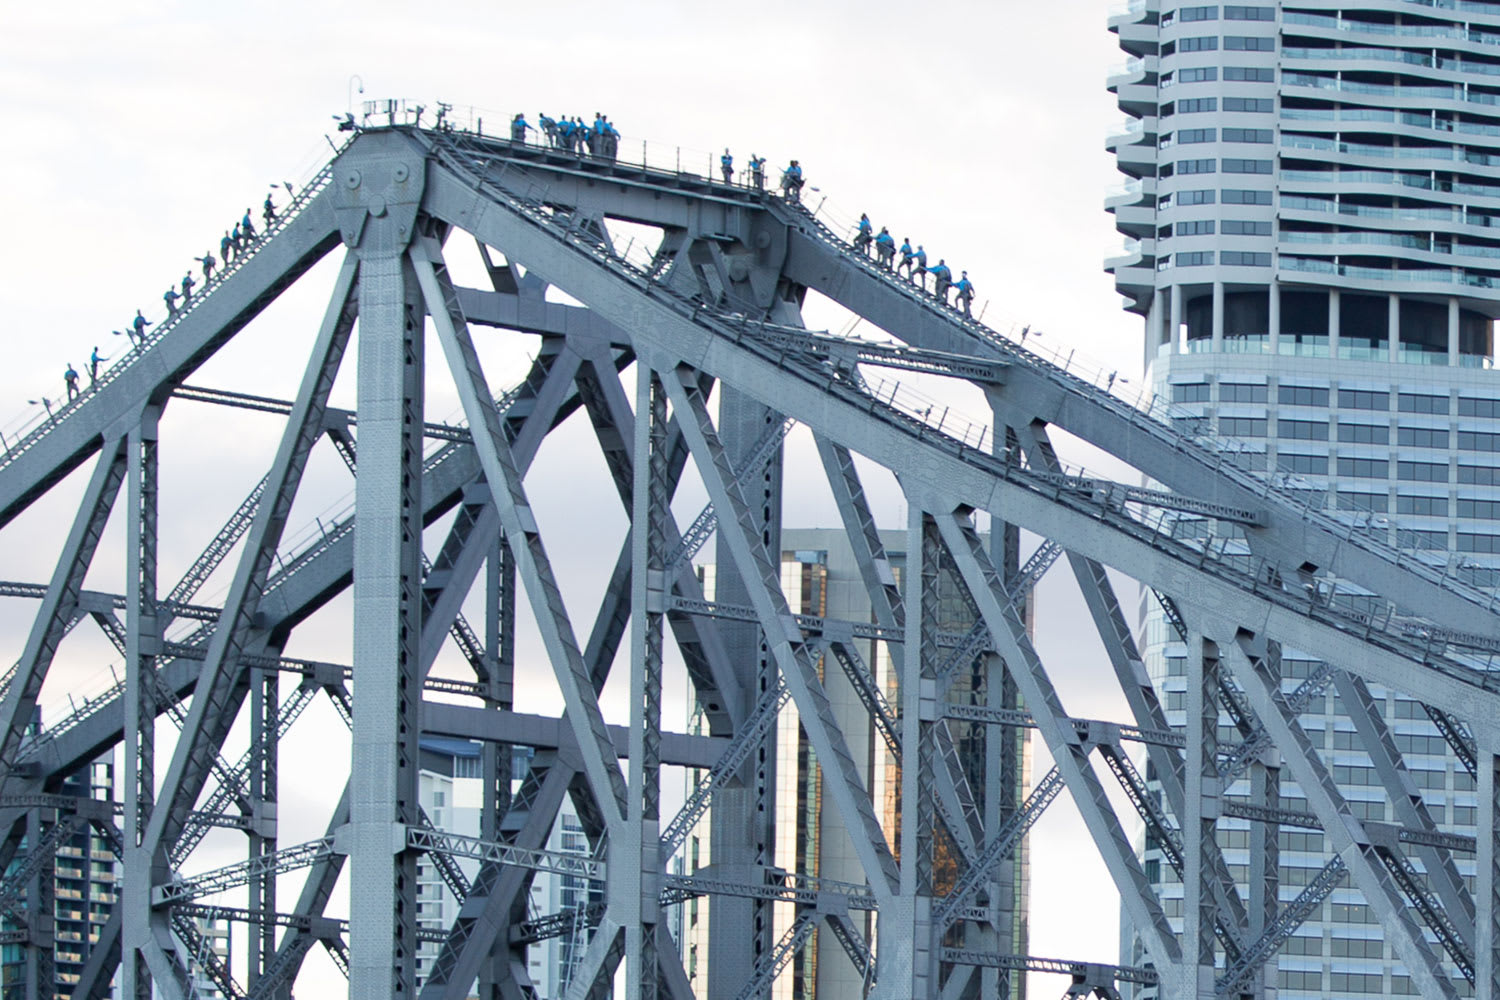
[411,123,1496,611]
[422,132,1500,695]
[770,196,1500,604]
[0,144,348,480]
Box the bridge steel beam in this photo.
[10,127,1500,1000]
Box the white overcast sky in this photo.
[0,1,1152,995]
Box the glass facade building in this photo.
[683,528,1032,1000]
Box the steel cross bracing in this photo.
[1,123,1498,1000]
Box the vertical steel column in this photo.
[349,249,423,999]
[22,805,55,1000]
[477,535,515,1000]
[1247,642,1280,1000]
[1480,733,1500,1000]
[984,431,1024,1000]
[1184,632,1221,999]
[883,507,938,1000]
[122,405,160,1000]
[249,663,280,987]
[707,386,781,999]
[625,369,667,1000]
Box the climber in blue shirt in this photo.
[854,214,873,255]
[874,227,896,269]
[721,149,734,183]
[913,246,929,290]
[781,160,804,201]
[898,238,915,279]
[930,259,953,303]
[954,271,975,317]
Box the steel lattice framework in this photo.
[1,121,1499,1000]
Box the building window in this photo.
[1173,220,1216,236]
[1222,127,1273,143]
[1459,430,1500,452]
[1176,159,1217,176]
[1459,497,1500,518]
[1224,4,1274,18]
[1337,490,1386,511]
[1178,188,1217,205]
[1277,418,1327,440]
[1279,971,1322,989]
[1399,392,1447,414]
[1397,426,1449,448]
[1178,35,1219,51]
[1172,381,1210,402]
[1460,464,1500,485]
[1460,533,1500,553]
[1459,396,1500,418]
[1178,5,1220,21]
[1220,416,1267,436]
[1224,66,1275,81]
[1175,250,1215,266]
[1283,453,1328,475]
[1337,421,1388,444]
[1222,220,1271,235]
[1179,66,1219,82]
[1337,457,1387,478]
[1220,250,1271,265]
[1175,97,1219,113]
[1223,96,1274,111]
[1397,460,1446,482]
[1220,382,1267,402]
[1338,388,1389,411]
[1222,188,1272,204]
[1399,494,1446,515]
[1222,157,1273,174]
[1224,35,1275,50]
[1176,128,1217,143]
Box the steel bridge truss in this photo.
[1,125,1499,1000]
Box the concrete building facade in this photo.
[1108,1,1500,995]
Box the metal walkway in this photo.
[0,122,1493,1000]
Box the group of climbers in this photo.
[718,150,770,191]
[48,188,291,419]
[172,193,284,320]
[523,112,621,160]
[852,214,977,317]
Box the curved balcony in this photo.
[1108,0,1155,30]
[1281,134,1500,180]
[1281,106,1500,146]
[1282,72,1500,120]
[1279,255,1500,298]
[1106,176,1157,210]
[1284,45,1500,86]
[1285,9,1500,49]
[1106,237,1156,274]
[1107,116,1159,152]
[1280,167,1500,210]
[1108,56,1158,94]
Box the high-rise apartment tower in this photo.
[1109,2,1500,997]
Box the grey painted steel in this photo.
[9,125,1500,999]
[349,178,425,997]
